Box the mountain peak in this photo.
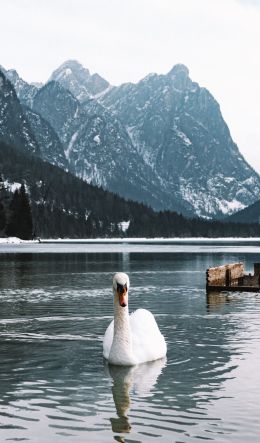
[59,59,86,70]
[0,70,14,95]
[49,60,90,81]
[6,68,19,77]
[0,69,39,156]
[168,63,189,77]
[49,60,109,100]
[167,64,191,90]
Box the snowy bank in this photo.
[0,237,39,244]
[40,237,260,243]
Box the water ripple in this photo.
[0,250,259,442]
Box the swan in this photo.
[103,272,167,366]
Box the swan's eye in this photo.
[117,283,127,294]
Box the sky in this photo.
[0,0,259,172]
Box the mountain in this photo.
[0,66,41,106]
[0,70,39,155]
[226,199,260,224]
[23,106,68,170]
[100,64,260,218]
[4,62,260,219]
[0,68,259,238]
[32,81,79,146]
[31,81,188,213]
[49,60,110,101]
[0,69,69,171]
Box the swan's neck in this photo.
[109,293,134,365]
[114,301,131,346]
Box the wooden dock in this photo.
[206,262,260,293]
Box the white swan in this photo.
[103,272,167,366]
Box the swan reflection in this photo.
[107,358,166,437]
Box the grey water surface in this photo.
[0,241,260,442]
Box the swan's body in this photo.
[103,273,167,366]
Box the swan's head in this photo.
[113,273,130,308]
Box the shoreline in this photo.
[1,236,260,244]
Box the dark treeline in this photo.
[128,210,260,237]
[0,178,33,240]
[0,140,259,239]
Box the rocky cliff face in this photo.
[0,70,39,155]
[100,64,260,217]
[31,81,185,212]
[3,61,260,218]
[0,66,41,107]
[0,70,68,170]
[23,106,68,170]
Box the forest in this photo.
[0,140,259,239]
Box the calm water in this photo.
[0,241,260,442]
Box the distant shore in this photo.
[1,236,260,245]
[0,237,39,244]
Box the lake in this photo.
[0,240,259,442]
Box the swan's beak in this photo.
[117,284,128,307]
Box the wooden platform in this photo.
[206,262,260,293]
[207,285,260,293]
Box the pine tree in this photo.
[0,174,7,234]
[6,184,33,240]
[0,199,6,233]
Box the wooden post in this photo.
[225,269,231,286]
[254,263,260,276]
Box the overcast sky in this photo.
[0,0,259,172]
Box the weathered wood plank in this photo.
[206,263,244,287]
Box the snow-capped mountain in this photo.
[49,60,110,102]
[0,66,41,107]
[0,69,68,171]
[100,64,260,217]
[0,70,39,155]
[3,61,260,218]
[31,80,187,212]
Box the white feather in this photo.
[103,273,167,366]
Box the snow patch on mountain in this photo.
[4,180,22,193]
[174,128,192,146]
[65,131,79,159]
[82,163,106,188]
[94,85,114,99]
[179,177,248,218]
[94,134,101,144]
[218,199,246,214]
